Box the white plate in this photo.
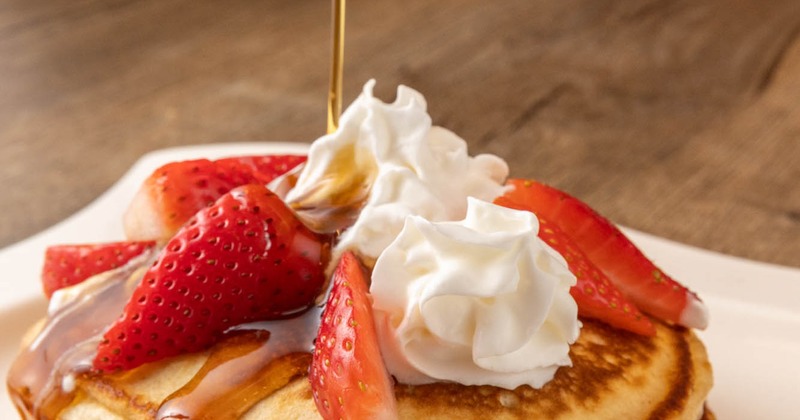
[1,142,799,419]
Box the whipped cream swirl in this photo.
[284,80,508,262]
[370,199,581,390]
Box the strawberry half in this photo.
[95,184,329,372]
[496,179,708,329]
[41,241,156,299]
[537,217,655,335]
[215,155,306,184]
[309,252,398,420]
[124,155,306,243]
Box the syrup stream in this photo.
[284,0,358,232]
[326,0,346,134]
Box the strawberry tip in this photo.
[679,292,709,329]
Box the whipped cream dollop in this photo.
[284,80,508,261]
[370,199,581,390]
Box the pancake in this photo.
[41,318,712,420]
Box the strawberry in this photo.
[124,155,306,243]
[215,155,306,185]
[95,184,329,372]
[495,179,708,329]
[309,252,398,420]
[41,241,156,299]
[537,217,655,335]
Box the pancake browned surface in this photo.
[52,319,712,420]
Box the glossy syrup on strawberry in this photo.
[9,183,330,419]
[96,184,330,372]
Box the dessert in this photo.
[7,81,713,419]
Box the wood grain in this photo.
[0,0,798,268]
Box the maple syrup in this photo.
[327,0,346,134]
[290,0,380,233]
[155,308,320,419]
[7,257,155,419]
[7,255,324,419]
[288,144,377,233]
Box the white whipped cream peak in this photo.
[370,198,581,390]
[284,80,509,261]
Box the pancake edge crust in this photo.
[43,318,713,420]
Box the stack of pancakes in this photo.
[46,318,712,419]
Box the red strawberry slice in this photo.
[215,155,306,184]
[95,184,329,372]
[537,217,655,335]
[496,179,708,329]
[309,252,398,420]
[124,155,306,243]
[41,241,156,299]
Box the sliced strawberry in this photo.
[309,252,398,420]
[496,179,708,329]
[537,217,655,335]
[95,184,329,372]
[124,155,306,243]
[215,155,306,185]
[41,241,156,299]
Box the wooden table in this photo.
[1,0,798,268]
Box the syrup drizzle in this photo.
[7,252,323,419]
[281,0,356,234]
[288,144,376,234]
[156,309,320,419]
[327,0,346,134]
[7,253,155,419]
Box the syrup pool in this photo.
[7,253,156,419]
[6,253,322,419]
